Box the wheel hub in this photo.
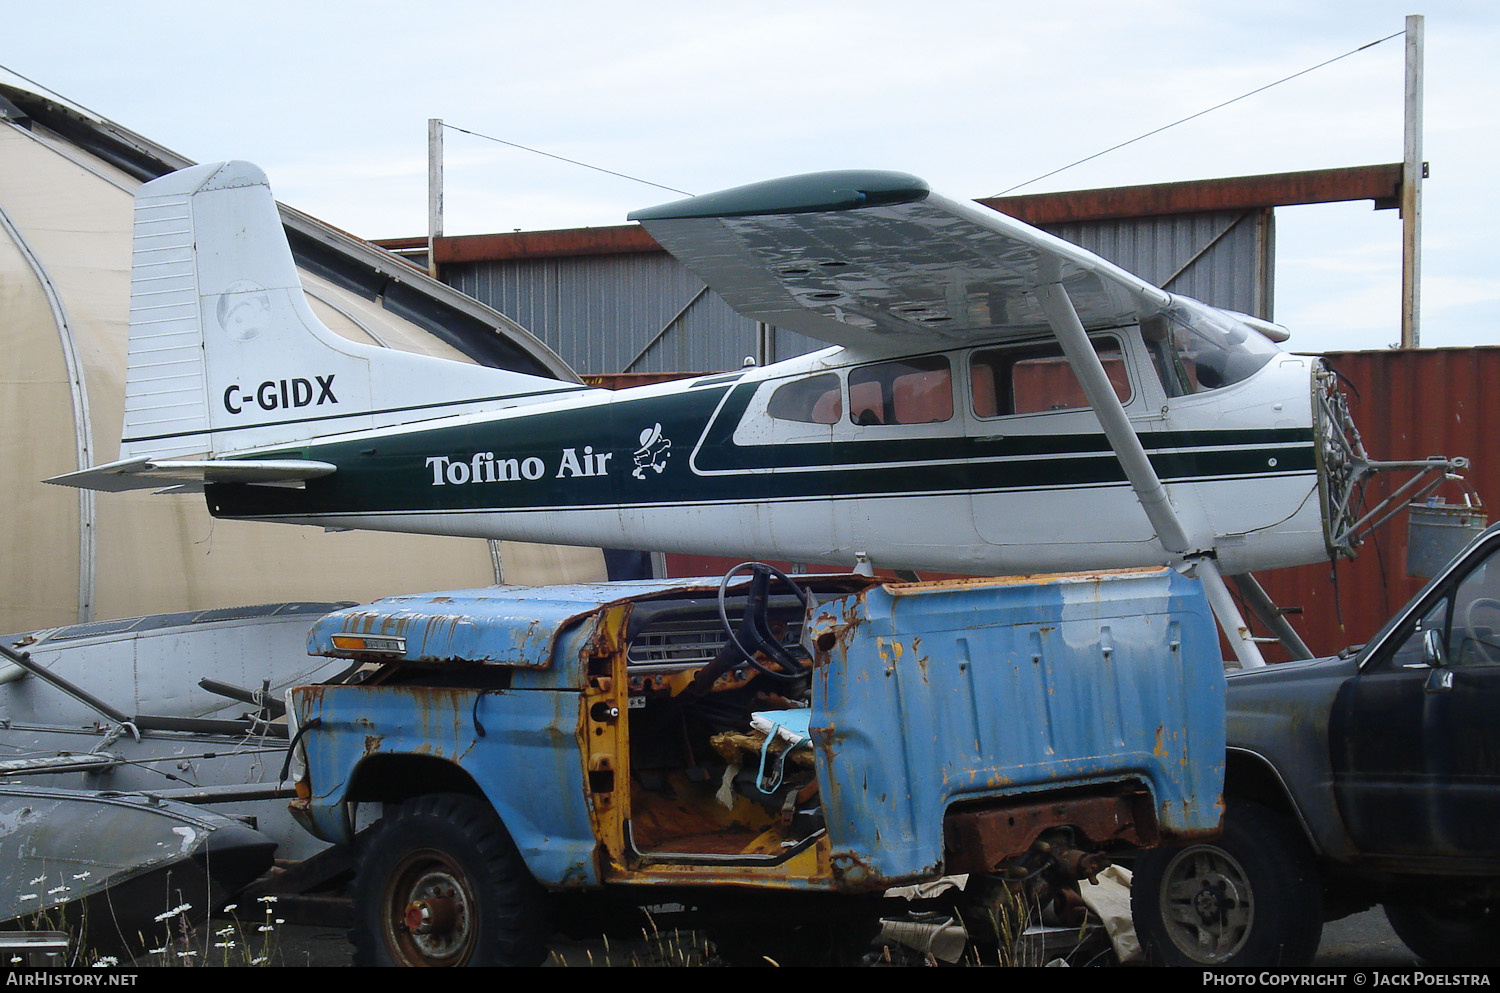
[1191,881,1230,924]
[405,895,460,935]
[386,861,475,965]
[1161,845,1254,963]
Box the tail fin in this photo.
[51,161,578,491]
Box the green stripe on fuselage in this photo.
[204,383,1316,520]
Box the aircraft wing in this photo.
[629,171,1172,352]
[47,458,336,493]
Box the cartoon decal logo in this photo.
[215,280,272,341]
[632,423,671,480]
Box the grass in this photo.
[543,894,1120,967]
[549,911,715,967]
[131,896,284,967]
[3,886,288,968]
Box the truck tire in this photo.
[1132,799,1323,967]
[1385,902,1500,966]
[351,793,551,966]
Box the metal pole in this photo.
[756,321,774,366]
[428,118,444,280]
[1401,14,1424,348]
[0,642,131,725]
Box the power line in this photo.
[994,29,1405,197]
[442,123,692,196]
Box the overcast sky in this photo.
[4,1,1496,353]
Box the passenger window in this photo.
[971,337,1129,417]
[847,357,952,426]
[767,374,842,424]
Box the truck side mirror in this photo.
[1422,626,1449,668]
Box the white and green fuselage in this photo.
[55,162,1342,582]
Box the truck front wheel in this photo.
[1132,799,1323,967]
[351,793,551,966]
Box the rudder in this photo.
[120,161,568,463]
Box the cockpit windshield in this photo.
[1140,298,1279,397]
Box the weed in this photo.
[547,912,713,967]
[135,895,282,966]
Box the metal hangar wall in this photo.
[386,164,1404,379]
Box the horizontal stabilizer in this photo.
[47,457,336,493]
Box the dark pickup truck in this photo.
[1133,522,1500,968]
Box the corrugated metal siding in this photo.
[1044,209,1271,319]
[1255,348,1500,660]
[447,253,759,376]
[445,210,1270,375]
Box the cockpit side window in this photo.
[970,336,1129,417]
[847,356,952,426]
[1140,315,1195,399]
[1142,300,1278,397]
[766,373,843,424]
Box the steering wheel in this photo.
[717,562,814,682]
[1462,597,1500,664]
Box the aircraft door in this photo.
[967,336,1158,565]
[748,372,842,563]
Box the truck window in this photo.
[970,337,1129,417]
[1450,554,1500,666]
[1379,551,1500,671]
[1385,598,1450,672]
[848,356,952,426]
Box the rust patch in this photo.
[811,718,845,770]
[812,603,861,663]
[883,567,1168,595]
[943,792,1159,874]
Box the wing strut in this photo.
[1231,573,1315,661]
[1034,281,1266,669]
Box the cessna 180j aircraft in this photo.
[49,161,1456,666]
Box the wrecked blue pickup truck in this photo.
[286,564,1224,965]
